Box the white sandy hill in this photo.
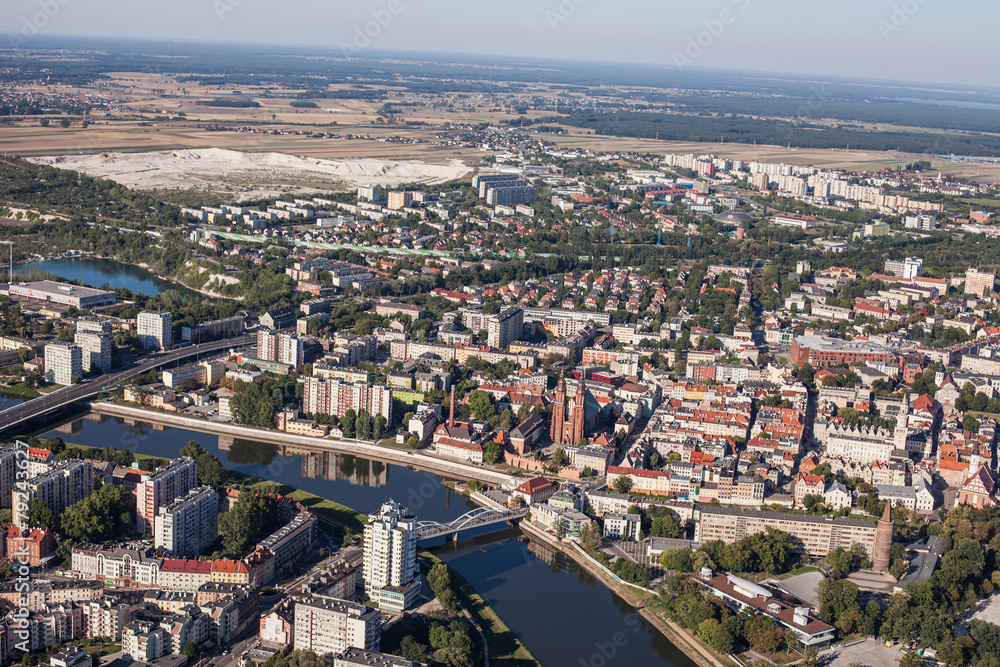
[28,148,470,195]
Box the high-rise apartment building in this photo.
[486,306,523,350]
[386,191,414,210]
[44,342,83,385]
[153,485,219,558]
[257,330,304,369]
[13,459,94,528]
[363,500,419,612]
[135,457,198,534]
[966,268,996,298]
[137,312,173,350]
[75,317,112,373]
[302,377,393,423]
[293,595,381,656]
[883,257,923,280]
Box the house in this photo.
[510,477,557,506]
[956,464,998,508]
[823,481,852,511]
[4,525,56,567]
[793,474,826,508]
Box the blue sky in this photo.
[3,0,997,87]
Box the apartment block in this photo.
[697,506,879,558]
[135,457,198,534]
[154,485,219,558]
[44,342,82,385]
[293,595,381,656]
[486,306,524,350]
[363,500,419,612]
[966,268,996,298]
[257,330,305,369]
[302,376,393,423]
[13,459,94,528]
[137,312,173,350]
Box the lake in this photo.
[33,413,694,667]
[18,258,202,300]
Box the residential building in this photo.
[13,459,94,528]
[883,257,923,280]
[696,506,885,560]
[258,330,305,370]
[486,306,523,350]
[604,513,641,540]
[44,342,82,385]
[966,268,995,297]
[363,500,419,613]
[135,457,198,534]
[154,485,219,558]
[75,318,112,373]
[302,376,393,423]
[293,595,381,656]
[137,312,173,350]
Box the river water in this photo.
[17,258,202,300]
[32,413,694,667]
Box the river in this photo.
[17,258,202,300]
[32,412,694,667]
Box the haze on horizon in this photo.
[2,0,999,89]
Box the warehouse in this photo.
[9,281,117,309]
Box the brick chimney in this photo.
[449,386,456,428]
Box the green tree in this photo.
[483,440,503,464]
[356,408,372,441]
[427,563,458,615]
[468,390,496,422]
[660,547,695,572]
[612,475,632,494]
[60,484,134,542]
[181,643,200,659]
[25,498,56,530]
[373,415,387,440]
[218,489,281,557]
[699,617,734,655]
[744,614,783,654]
[341,409,357,438]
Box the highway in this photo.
[0,334,256,434]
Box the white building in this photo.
[44,342,82,385]
[137,312,173,350]
[153,485,219,558]
[363,500,419,612]
[603,513,641,540]
[293,595,381,656]
[75,318,112,373]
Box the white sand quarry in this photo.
[29,148,470,200]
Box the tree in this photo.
[698,618,734,654]
[181,643,200,659]
[468,390,496,422]
[744,614,783,654]
[499,409,513,431]
[218,489,281,557]
[341,409,357,438]
[373,415,387,440]
[60,484,134,542]
[356,408,372,441]
[579,521,601,551]
[661,547,694,572]
[427,563,458,615]
[483,440,503,464]
[25,498,55,530]
[612,475,632,494]
[816,577,860,627]
[828,547,855,577]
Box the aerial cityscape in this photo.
[2,2,1000,667]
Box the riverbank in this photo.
[420,549,541,667]
[63,441,368,533]
[88,401,513,486]
[17,253,235,301]
[518,519,733,667]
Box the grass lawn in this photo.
[420,549,541,667]
[782,565,821,577]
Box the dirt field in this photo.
[8,70,1000,186]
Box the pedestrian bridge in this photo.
[416,507,527,544]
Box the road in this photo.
[0,333,259,433]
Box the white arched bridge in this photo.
[416,507,527,543]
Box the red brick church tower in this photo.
[872,501,893,573]
[550,371,587,447]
